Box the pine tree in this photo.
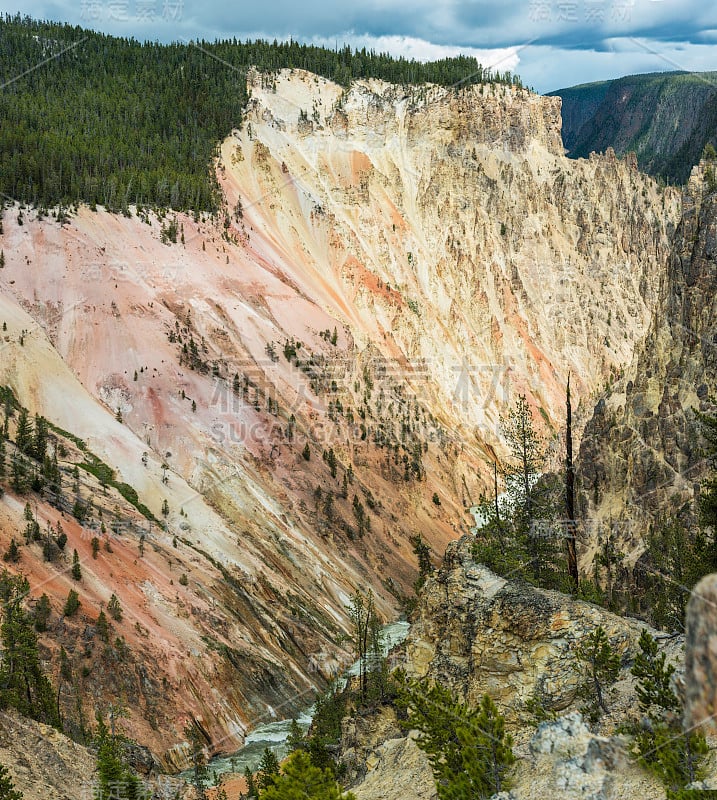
[409,534,434,593]
[184,722,208,800]
[31,415,48,462]
[286,718,306,752]
[261,751,355,800]
[347,590,383,703]
[634,722,708,793]
[398,678,513,799]
[302,443,311,461]
[630,629,707,792]
[33,594,51,632]
[0,764,23,800]
[56,523,67,551]
[574,626,620,720]
[2,539,19,563]
[451,695,515,798]
[10,453,27,494]
[14,409,32,454]
[107,593,122,621]
[94,714,144,800]
[71,549,82,581]
[243,766,258,799]
[326,448,337,478]
[501,395,547,580]
[63,589,80,617]
[95,611,110,642]
[0,571,59,727]
[257,747,280,791]
[631,630,679,714]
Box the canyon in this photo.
[0,65,699,782]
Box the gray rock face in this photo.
[684,573,717,734]
[340,707,436,800]
[505,713,664,800]
[341,537,695,800]
[344,709,667,800]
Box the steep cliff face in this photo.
[578,163,717,554]
[0,69,678,765]
[225,70,679,449]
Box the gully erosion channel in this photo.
[183,620,411,785]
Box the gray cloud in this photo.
[2,0,717,91]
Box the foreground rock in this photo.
[341,537,694,799]
[404,536,664,724]
[0,710,190,800]
[340,707,436,800]
[497,712,666,800]
[684,573,717,735]
[345,710,665,800]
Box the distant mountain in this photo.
[550,71,717,183]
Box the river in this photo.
[190,620,410,785]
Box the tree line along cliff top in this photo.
[0,14,523,214]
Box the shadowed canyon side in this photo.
[578,159,717,561]
[0,68,679,767]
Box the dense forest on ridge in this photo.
[0,14,522,213]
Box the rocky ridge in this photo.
[404,536,669,724]
[343,537,712,800]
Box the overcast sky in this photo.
[4,0,717,92]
